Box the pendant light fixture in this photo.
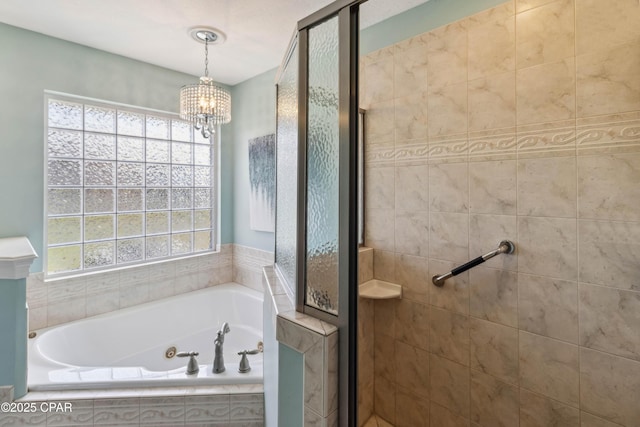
[179,28,231,138]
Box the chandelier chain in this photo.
[204,38,209,77]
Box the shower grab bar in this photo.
[432,240,515,287]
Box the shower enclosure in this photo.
[274,0,364,424]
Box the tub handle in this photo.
[237,349,260,373]
[176,351,200,375]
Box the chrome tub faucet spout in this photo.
[212,322,230,373]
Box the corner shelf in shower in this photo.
[359,279,402,299]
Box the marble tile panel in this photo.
[86,290,119,318]
[470,369,519,427]
[519,331,580,405]
[374,333,396,383]
[373,250,396,283]
[517,216,577,281]
[94,398,141,426]
[429,134,469,164]
[518,273,578,343]
[365,166,395,210]
[429,212,469,263]
[47,276,86,302]
[395,254,430,305]
[468,128,517,162]
[0,386,13,403]
[395,211,429,258]
[229,394,264,421]
[396,386,429,427]
[578,220,640,291]
[46,399,94,426]
[517,119,576,158]
[27,273,47,308]
[576,111,640,156]
[365,142,396,168]
[276,317,321,354]
[395,164,429,212]
[578,153,640,222]
[395,298,430,351]
[516,58,576,125]
[395,93,429,141]
[304,340,324,416]
[2,411,47,426]
[580,412,626,427]
[468,160,516,214]
[394,46,428,99]
[575,0,640,55]
[365,208,395,252]
[467,2,516,27]
[469,214,517,271]
[468,72,516,131]
[366,100,395,144]
[359,248,374,285]
[468,15,516,80]
[430,401,471,427]
[395,340,430,398]
[363,46,394,66]
[374,298,397,338]
[395,139,429,166]
[430,259,470,315]
[427,21,468,89]
[580,348,640,427]
[516,0,558,12]
[576,40,640,118]
[374,375,396,424]
[579,283,640,361]
[428,82,468,137]
[325,331,338,416]
[469,318,518,384]
[364,58,394,105]
[139,396,185,425]
[47,297,86,327]
[517,156,577,217]
[430,307,469,365]
[29,306,47,330]
[519,388,579,427]
[469,267,518,327]
[429,162,468,213]
[516,0,575,69]
[184,395,230,423]
[430,354,470,418]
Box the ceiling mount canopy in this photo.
[180,27,231,139]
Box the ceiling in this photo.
[0,0,427,86]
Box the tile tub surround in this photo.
[0,385,264,426]
[264,266,339,426]
[26,244,274,330]
[362,0,640,426]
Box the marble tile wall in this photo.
[362,0,640,426]
[358,248,375,426]
[0,386,264,426]
[26,244,274,330]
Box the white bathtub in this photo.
[28,283,264,391]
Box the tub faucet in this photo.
[212,322,230,373]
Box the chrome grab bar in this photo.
[432,240,515,287]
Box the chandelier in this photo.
[180,29,231,138]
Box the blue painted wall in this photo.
[278,343,304,427]
[230,69,277,252]
[0,279,27,397]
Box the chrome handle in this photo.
[176,351,200,375]
[237,349,260,373]
[432,240,515,287]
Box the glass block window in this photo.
[45,95,216,276]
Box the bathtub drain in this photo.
[165,346,177,359]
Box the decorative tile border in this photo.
[469,128,517,162]
[233,245,274,293]
[516,120,576,158]
[576,111,640,155]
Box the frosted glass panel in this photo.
[48,99,82,130]
[85,133,116,160]
[194,231,212,251]
[171,211,193,232]
[117,163,144,186]
[85,161,115,186]
[146,235,169,258]
[48,188,81,215]
[274,40,299,291]
[146,116,170,140]
[146,164,170,186]
[146,189,169,210]
[171,233,192,254]
[172,142,192,164]
[194,145,211,165]
[194,166,212,187]
[172,165,193,186]
[117,239,144,263]
[84,241,115,268]
[305,16,339,315]
[85,106,115,133]
[146,140,170,163]
[47,245,82,273]
[48,130,82,158]
[146,212,169,235]
[195,188,212,208]
[172,188,193,209]
[84,215,114,241]
[48,217,81,245]
[117,213,144,238]
[117,137,144,161]
[48,160,82,186]
[117,189,143,211]
[117,111,145,137]
[85,188,115,213]
[171,120,192,142]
